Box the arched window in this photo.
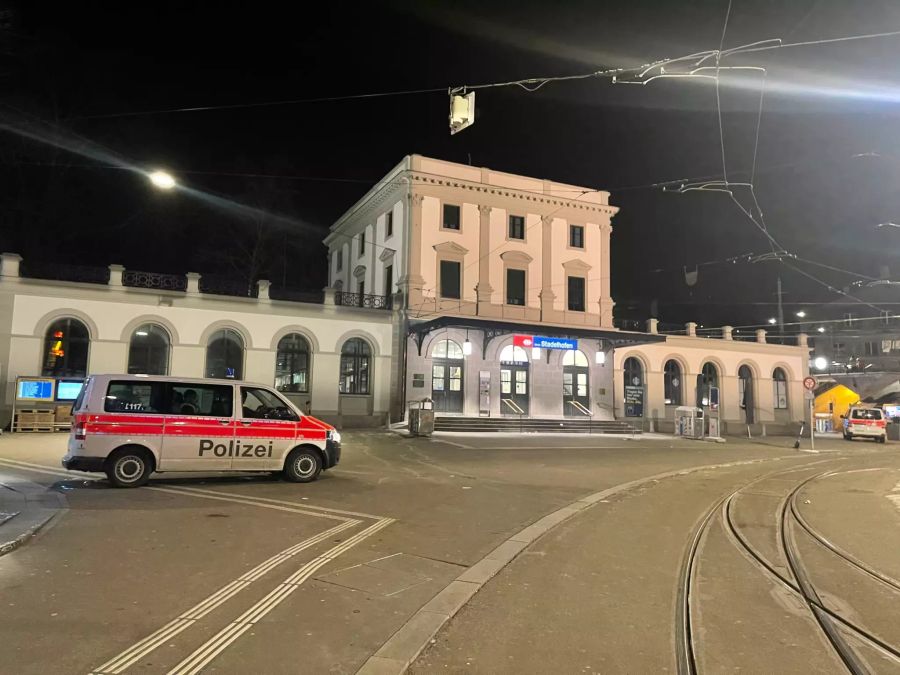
[773,367,788,409]
[340,338,371,394]
[664,360,682,405]
[624,357,643,387]
[562,350,589,367]
[206,328,244,379]
[432,339,464,360]
[499,344,529,363]
[42,318,90,377]
[699,362,719,406]
[275,334,310,393]
[128,324,170,375]
[738,365,753,409]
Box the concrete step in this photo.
[433,417,640,434]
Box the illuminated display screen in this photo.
[16,379,55,402]
[56,380,85,401]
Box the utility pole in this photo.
[777,275,785,332]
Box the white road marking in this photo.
[170,485,384,520]
[89,518,359,674]
[166,517,395,675]
[0,457,395,673]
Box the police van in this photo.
[62,374,341,487]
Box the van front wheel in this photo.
[283,447,322,483]
[106,447,153,488]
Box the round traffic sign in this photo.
[803,376,817,391]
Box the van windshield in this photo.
[73,377,92,412]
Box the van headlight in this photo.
[327,430,341,444]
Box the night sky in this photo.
[2,1,899,330]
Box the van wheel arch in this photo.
[282,444,324,483]
[105,445,156,488]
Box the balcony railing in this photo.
[20,260,110,285]
[198,275,258,298]
[335,291,392,310]
[269,286,324,304]
[122,270,188,291]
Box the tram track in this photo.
[676,464,900,674]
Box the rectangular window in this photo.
[336,249,343,271]
[773,380,788,409]
[443,204,461,230]
[506,268,526,305]
[358,234,365,256]
[567,276,585,312]
[508,215,525,240]
[569,224,584,248]
[385,210,393,237]
[440,260,461,299]
[844,313,855,326]
[168,383,234,417]
[384,265,393,294]
[104,380,167,414]
[864,341,879,356]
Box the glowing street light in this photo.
[796,310,806,318]
[149,170,176,190]
[817,326,826,333]
[768,317,777,325]
[814,356,828,370]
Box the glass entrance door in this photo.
[500,364,529,415]
[432,360,463,413]
[563,367,590,416]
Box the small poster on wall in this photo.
[624,385,644,417]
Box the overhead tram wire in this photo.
[63,28,900,122]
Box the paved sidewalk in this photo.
[0,473,66,556]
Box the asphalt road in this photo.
[0,430,897,674]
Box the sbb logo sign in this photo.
[513,334,534,348]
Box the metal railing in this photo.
[566,400,593,433]
[269,286,324,303]
[122,269,187,291]
[198,275,258,298]
[20,260,110,285]
[501,398,526,432]
[334,291,392,310]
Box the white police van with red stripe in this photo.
[63,374,341,487]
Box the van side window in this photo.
[105,381,166,413]
[169,384,234,417]
[240,387,298,420]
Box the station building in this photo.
[326,155,811,433]
[1,154,810,434]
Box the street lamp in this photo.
[817,326,826,333]
[814,356,828,370]
[768,317,777,325]
[149,170,176,190]
[796,310,806,318]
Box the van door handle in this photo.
[218,420,231,425]
[240,420,253,426]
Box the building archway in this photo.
[499,344,529,415]
[562,349,590,416]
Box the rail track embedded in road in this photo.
[677,464,900,674]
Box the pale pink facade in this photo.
[325,155,616,327]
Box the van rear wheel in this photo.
[283,447,322,483]
[106,447,153,488]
